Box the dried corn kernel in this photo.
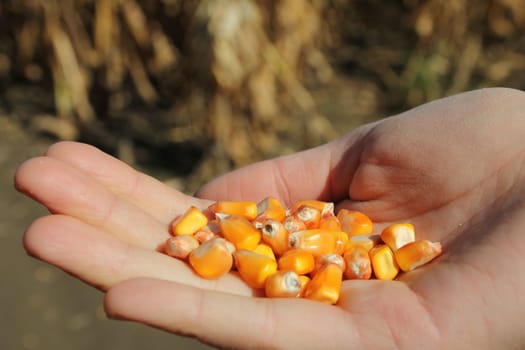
[380,223,416,252]
[209,200,258,220]
[253,197,287,226]
[290,200,334,217]
[395,240,442,272]
[172,206,208,236]
[253,243,276,261]
[345,234,381,253]
[297,275,311,297]
[304,263,342,305]
[260,219,289,256]
[278,249,315,275]
[337,209,373,236]
[188,237,233,279]
[164,235,200,260]
[319,212,342,231]
[291,205,322,229]
[265,271,302,298]
[219,215,261,250]
[283,215,307,233]
[313,253,346,276]
[343,246,372,280]
[369,244,399,280]
[234,250,278,289]
[288,229,339,257]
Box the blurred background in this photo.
[2,0,525,349]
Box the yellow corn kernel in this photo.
[319,212,342,231]
[304,263,342,305]
[188,237,233,279]
[369,244,399,280]
[312,253,346,276]
[164,235,200,260]
[290,200,334,217]
[283,215,307,233]
[234,250,278,289]
[297,275,311,297]
[395,240,442,272]
[333,231,349,255]
[380,223,416,252]
[337,209,373,236]
[208,201,258,220]
[260,219,290,256]
[345,234,381,253]
[172,206,208,236]
[265,271,302,298]
[253,243,276,261]
[343,246,372,280]
[253,197,287,227]
[291,205,322,229]
[278,249,316,275]
[219,215,261,250]
[288,229,341,257]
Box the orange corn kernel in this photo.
[265,271,302,298]
[234,250,278,289]
[253,197,287,226]
[380,223,416,252]
[337,209,373,236]
[288,229,340,257]
[313,254,346,276]
[304,263,343,305]
[290,200,334,217]
[278,249,316,275]
[395,240,442,272]
[345,234,381,253]
[283,215,307,233]
[261,219,290,256]
[165,235,200,260]
[209,201,258,220]
[319,212,342,231]
[172,206,208,236]
[253,243,276,261]
[193,229,217,244]
[188,237,233,279]
[291,205,322,229]
[219,215,261,250]
[297,275,311,297]
[369,244,399,280]
[343,246,372,280]
[333,231,349,255]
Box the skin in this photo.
[15,87,525,349]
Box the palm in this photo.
[16,88,525,349]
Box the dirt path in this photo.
[0,115,212,349]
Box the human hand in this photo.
[16,88,525,349]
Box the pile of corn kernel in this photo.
[162,198,442,305]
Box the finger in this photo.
[196,131,367,205]
[16,156,171,249]
[45,141,210,224]
[105,277,359,349]
[24,214,253,295]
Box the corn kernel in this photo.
[209,201,258,220]
[319,212,342,231]
[253,243,276,261]
[278,249,315,275]
[343,246,372,280]
[234,250,278,289]
[219,215,261,250]
[297,275,311,297]
[283,215,307,233]
[337,209,373,236]
[288,229,340,257]
[395,240,442,272]
[172,206,208,236]
[313,253,346,276]
[265,271,302,298]
[345,234,381,253]
[188,237,233,279]
[291,205,322,229]
[253,197,287,227]
[165,235,200,260]
[304,263,342,305]
[380,223,416,252]
[290,200,334,217]
[260,219,290,256]
[369,244,399,280]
